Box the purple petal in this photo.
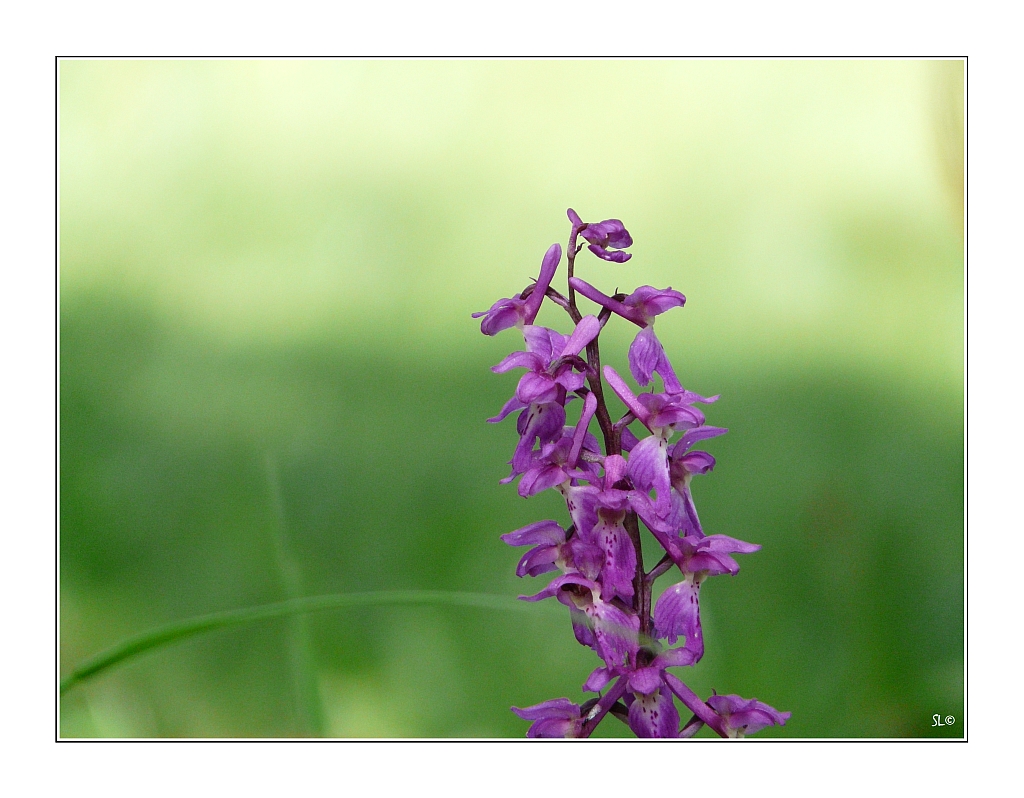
[487,395,527,424]
[627,667,662,695]
[522,325,569,363]
[707,694,790,736]
[628,491,683,541]
[522,243,561,324]
[553,369,586,395]
[655,645,699,669]
[678,716,704,738]
[595,517,636,602]
[571,607,597,649]
[603,366,652,427]
[668,485,702,538]
[583,666,614,693]
[673,426,728,454]
[674,534,758,575]
[654,579,704,660]
[568,392,598,468]
[627,435,671,511]
[587,244,631,263]
[568,278,645,326]
[512,697,579,721]
[673,388,719,405]
[646,400,705,432]
[500,520,565,547]
[518,463,569,497]
[515,546,560,578]
[473,295,526,336]
[678,451,716,475]
[561,314,601,358]
[655,349,684,393]
[685,550,741,575]
[602,222,632,249]
[512,698,583,738]
[579,221,612,246]
[623,286,685,319]
[515,372,559,404]
[567,537,604,581]
[703,534,762,555]
[519,573,597,604]
[521,402,566,447]
[491,350,543,375]
[567,207,583,227]
[602,454,627,487]
[628,325,663,387]
[561,484,599,539]
[580,219,632,250]
[590,600,640,668]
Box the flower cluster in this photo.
[476,209,790,738]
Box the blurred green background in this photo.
[59,60,963,738]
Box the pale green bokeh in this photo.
[60,60,963,738]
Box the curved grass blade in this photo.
[60,590,541,695]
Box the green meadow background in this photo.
[59,60,964,738]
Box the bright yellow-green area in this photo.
[61,60,962,377]
[60,60,963,738]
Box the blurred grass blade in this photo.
[263,452,325,736]
[59,590,535,695]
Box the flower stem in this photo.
[579,677,629,738]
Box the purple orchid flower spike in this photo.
[473,243,561,335]
[707,694,791,738]
[568,208,633,262]
[480,208,788,738]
